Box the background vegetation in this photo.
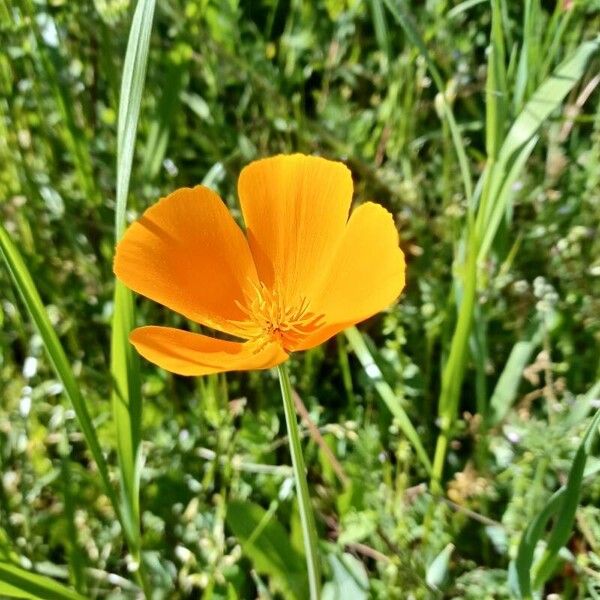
[1,0,600,598]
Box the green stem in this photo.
[431,432,448,495]
[131,548,151,599]
[276,363,321,600]
[430,227,479,490]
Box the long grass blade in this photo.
[276,364,320,599]
[486,0,507,161]
[539,0,573,83]
[0,224,123,528]
[512,0,534,112]
[511,488,563,599]
[110,0,156,565]
[115,0,157,240]
[345,327,432,474]
[59,452,85,592]
[0,529,19,564]
[110,282,142,545]
[0,562,86,600]
[431,230,478,486]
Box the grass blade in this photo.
[431,230,478,486]
[539,0,573,83]
[486,0,507,161]
[476,136,537,261]
[110,0,156,570]
[512,0,535,112]
[447,0,486,19]
[110,281,142,544]
[511,488,563,599]
[0,562,86,600]
[0,224,123,529]
[115,0,157,239]
[59,453,85,592]
[0,529,19,564]
[345,327,432,474]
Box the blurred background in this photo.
[1,0,600,598]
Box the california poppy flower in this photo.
[114,154,405,375]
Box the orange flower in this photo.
[114,154,405,375]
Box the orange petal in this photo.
[291,202,406,351]
[238,154,353,306]
[130,326,288,376]
[114,186,259,337]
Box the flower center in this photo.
[233,281,324,350]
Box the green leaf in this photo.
[226,500,308,600]
[488,317,545,425]
[0,562,86,600]
[322,553,368,600]
[426,543,454,591]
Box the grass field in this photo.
[1,0,600,598]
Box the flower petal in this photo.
[130,326,288,376]
[238,154,353,305]
[291,202,406,351]
[114,186,259,336]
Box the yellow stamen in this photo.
[231,280,324,351]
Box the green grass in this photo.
[1,1,600,598]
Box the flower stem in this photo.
[276,363,321,600]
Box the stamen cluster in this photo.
[233,281,324,350]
